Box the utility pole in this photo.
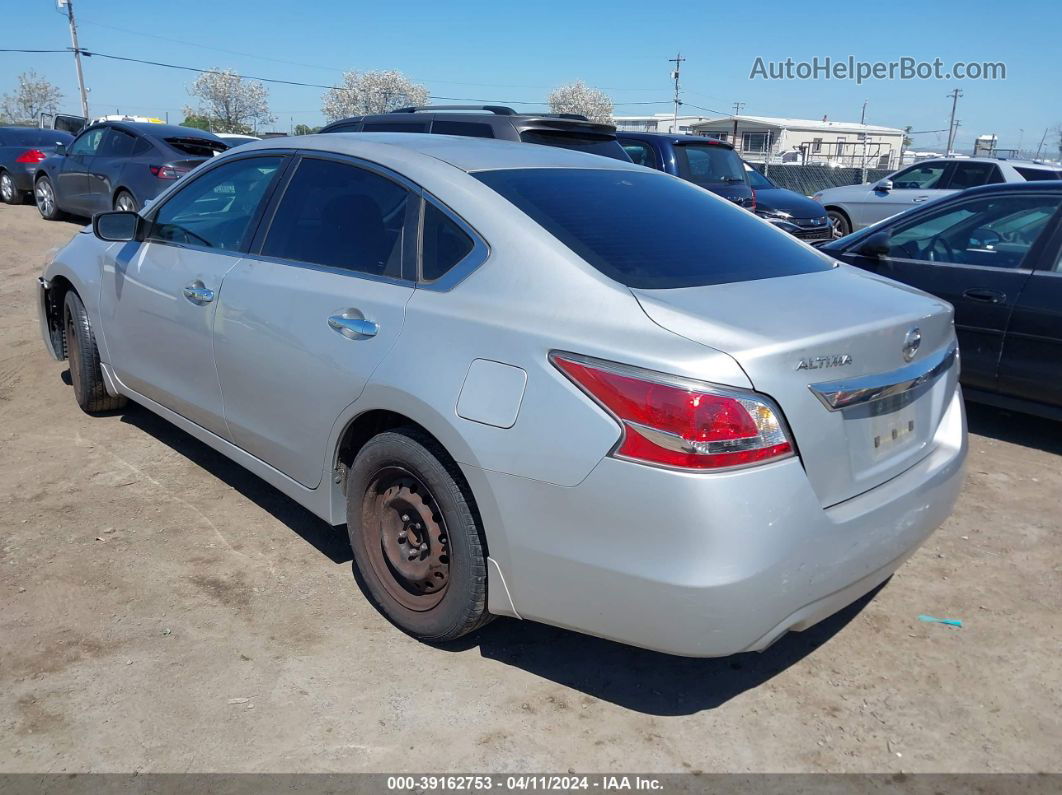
[668,53,685,133]
[731,101,745,151]
[859,99,868,174]
[945,88,963,156]
[59,0,90,120]
[1034,127,1049,159]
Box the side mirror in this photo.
[855,230,890,258]
[93,211,141,242]
[54,142,67,156]
[874,179,892,192]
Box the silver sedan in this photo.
[37,134,967,656]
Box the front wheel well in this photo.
[43,276,76,359]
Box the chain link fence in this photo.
[750,163,894,196]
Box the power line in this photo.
[0,47,672,108]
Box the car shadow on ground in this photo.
[117,402,353,564]
[442,584,881,716]
[965,402,1062,455]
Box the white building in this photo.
[612,113,715,134]
[688,115,907,169]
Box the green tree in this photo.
[293,124,321,135]
[180,114,212,131]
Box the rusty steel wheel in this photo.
[362,468,450,611]
[346,428,491,642]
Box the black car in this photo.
[616,131,755,209]
[320,105,631,161]
[0,127,74,205]
[743,162,833,241]
[32,121,228,220]
[818,181,1062,419]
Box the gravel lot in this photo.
[1,202,1059,774]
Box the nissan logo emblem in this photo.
[903,328,922,362]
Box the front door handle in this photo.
[182,283,215,304]
[912,196,930,203]
[963,288,1005,304]
[328,314,378,339]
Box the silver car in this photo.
[37,134,967,657]
[814,157,1062,236]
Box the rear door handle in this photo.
[912,196,930,203]
[963,288,1005,304]
[328,314,378,339]
[182,283,215,304]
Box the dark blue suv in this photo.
[616,132,754,209]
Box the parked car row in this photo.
[38,130,970,656]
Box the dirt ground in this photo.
[1,202,1059,774]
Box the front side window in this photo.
[885,194,1062,269]
[891,162,951,190]
[69,127,105,156]
[474,168,832,289]
[262,157,410,278]
[674,144,746,186]
[149,156,282,251]
[421,201,474,281]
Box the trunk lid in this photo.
[633,265,958,507]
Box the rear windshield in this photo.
[163,136,228,157]
[1015,167,1062,181]
[474,168,832,289]
[518,130,631,161]
[1,128,73,147]
[674,143,747,186]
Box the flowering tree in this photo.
[322,71,429,121]
[547,81,613,124]
[0,71,63,123]
[184,69,274,134]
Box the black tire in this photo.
[113,190,138,212]
[0,170,22,205]
[63,291,127,414]
[827,208,851,237]
[35,175,64,221]
[346,428,492,642]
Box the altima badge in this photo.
[796,354,853,370]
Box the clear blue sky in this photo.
[4,0,1058,155]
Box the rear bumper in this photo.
[474,387,967,657]
[10,165,37,193]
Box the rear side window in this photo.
[262,157,410,278]
[1015,167,1062,181]
[474,168,832,289]
[99,129,136,157]
[362,121,429,133]
[421,202,474,281]
[431,120,495,139]
[164,136,227,157]
[674,144,746,186]
[518,130,631,161]
[619,140,658,169]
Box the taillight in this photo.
[150,164,190,180]
[551,353,793,470]
[15,149,47,164]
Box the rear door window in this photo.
[362,121,430,133]
[673,144,746,186]
[947,162,1000,190]
[431,120,495,138]
[99,128,136,158]
[262,157,410,278]
[474,168,832,289]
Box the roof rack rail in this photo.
[392,105,517,115]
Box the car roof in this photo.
[86,121,223,139]
[914,156,1059,169]
[949,179,1062,196]
[237,132,645,173]
[616,130,735,148]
